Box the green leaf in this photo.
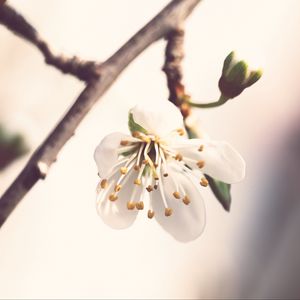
[222,51,235,75]
[185,125,232,212]
[227,60,248,85]
[205,175,232,211]
[128,113,147,135]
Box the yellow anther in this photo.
[136,201,144,210]
[198,145,204,152]
[173,191,181,199]
[183,195,190,205]
[175,153,183,161]
[127,201,136,210]
[200,177,209,187]
[197,160,205,169]
[120,167,128,175]
[109,193,118,201]
[134,165,140,171]
[142,159,149,165]
[132,131,141,138]
[141,136,151,143]
[114,184,122,192]
[163,173,169,177]
[134,179,141,185]
[146,185,153,192]
[177,128,185,136]
[148,210,155,219]
[154,136,160,143]
[165,208,173,217]
[100,179,108,189]
[120,140,129,146]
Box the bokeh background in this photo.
[1,0,300,298]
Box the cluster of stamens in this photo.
[98,128,209,218]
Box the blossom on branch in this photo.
[94,101,245,242]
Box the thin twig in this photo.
[0,0,201,227]
[0,4,100,81]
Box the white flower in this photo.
[94,101,245,242]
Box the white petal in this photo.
[96,170,141,229]
[130,101,183,136]
[94,132,136,178]
[172,139,245,184]
[151,165,206,242]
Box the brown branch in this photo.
[0,0,201,227]
[0,4,100,81]
[163,28,191,118]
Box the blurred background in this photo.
[1,0,300,298]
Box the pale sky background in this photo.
[0,0,300,299]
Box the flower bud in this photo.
[219,51,263,99]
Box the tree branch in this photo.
[163,28,191,118]
[0,0,201,227]
[0,4,100,81]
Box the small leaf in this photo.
[128,113,147,135]
[205,175,231,211]
[222,51,235,75]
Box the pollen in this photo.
[154,184,158,190]
[147,210,155,219]
[154,136,160,143]
[198,145,204,152]
[120,140,129,146]
[165,207,173,217]
[136,201,144,210]
[197,160,205,169]
[183,195,190,205]
[177,128,185,136]
[109,193,118,201]
[154,176,159,181]
[200,177,209,187]
[175,153,183,161]
[114,184,122,192]
[120,167,128,174]
[100,179,108,189]
[142,159,149,165]
[163,173,169,177]
[173,191,181,199]
[127,201,136,210]
[146,185,153,192]
[134,179,141,185]
[134,165,140,171]
[141,136,151,143]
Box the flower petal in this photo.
[130,101,183,136]
[151,164,206,242]
[94,132,137,178]
[172,139,245,183]
[96,170,141,229]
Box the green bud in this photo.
[218,50,263,99]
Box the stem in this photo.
[187,94,229,108]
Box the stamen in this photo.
[147,210,155,219]
[163,173,169,177]
[183,195,190,205]
[108,193,118,201]
[127,201,136,210]
[154,184,158,190]
[134,165,140,171]
[120,140,130,146]
[177,128,185,136]
[134,179,141,185]
[120,167,128,175]
[175,153,183,161]
[142,159,149,165]
[198,145,204,152]
[200,177,209,187]
[165,208,173,217]
[141,136,151,143]
[197,160,205,169]
[135,144,145,168]
[136,201,144,210]
[114,184,122,192]
[132,131,141,138]
[173,191,181,199]
[146,185,153,192]
[100,179,108,189]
